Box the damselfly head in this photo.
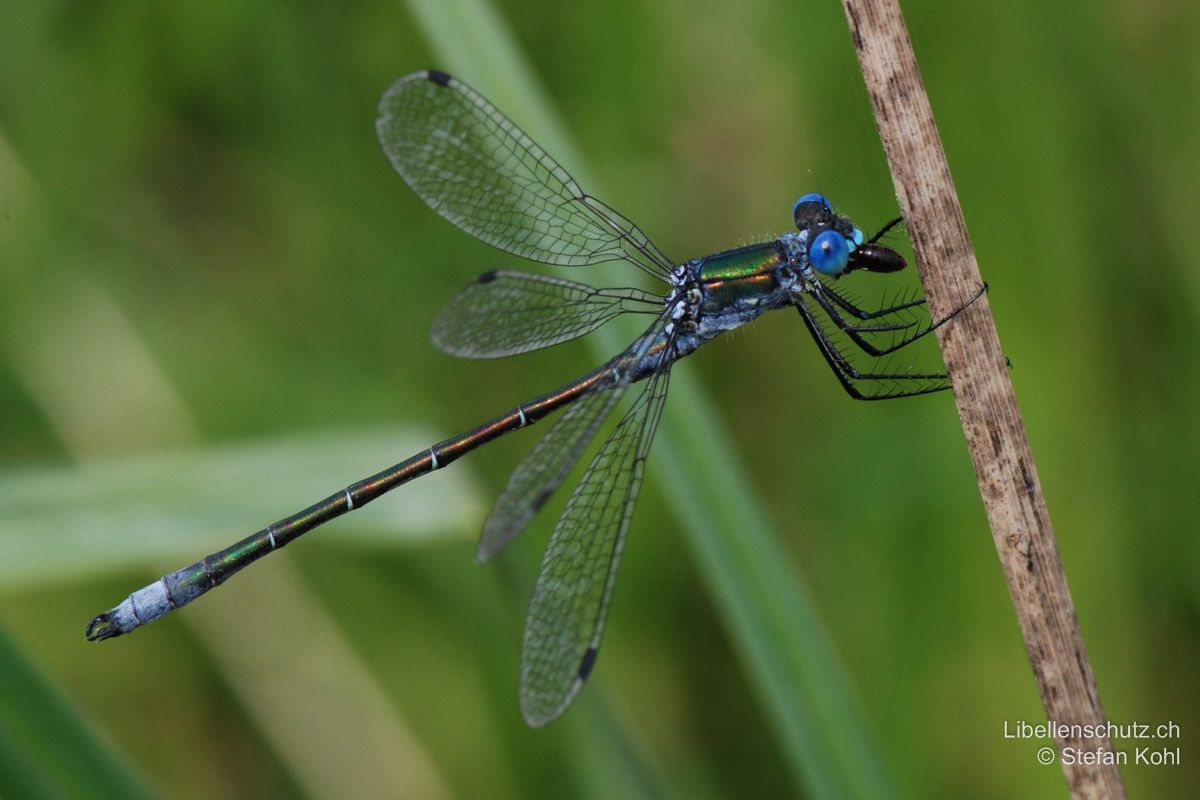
[791,194,908,277]
[792,192,836,232]
[792,193,867,277]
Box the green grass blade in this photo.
[400,0,892,795]
[185,557,455,800]
[0,427,484,590]
[0,628,156,800]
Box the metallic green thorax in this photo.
[695,242,784,312]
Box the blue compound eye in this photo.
[792,193,830,217]
[793,193,834,231]
[809,229,850,275]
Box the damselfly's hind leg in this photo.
[812,281,986,358]
[796,283,986,400]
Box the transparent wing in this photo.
[377,71,674,280]
[431,270,663,359]
[477,386,620,561]
[476,313,670,561]
[519,345,673,727]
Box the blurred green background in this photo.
[1,0,1197,797]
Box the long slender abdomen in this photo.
[85,364,613,641]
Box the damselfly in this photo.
[86,70,983,727]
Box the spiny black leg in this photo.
[867,217,905,244]
[813,282,987,359]
[921,281,987,332]
[809,287,931,359]
[794,302,952,401]
[810,289,917,357]
[823,281,926,321]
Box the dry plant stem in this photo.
[840,1,1127,798]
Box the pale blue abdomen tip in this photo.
[103,580,172,635]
